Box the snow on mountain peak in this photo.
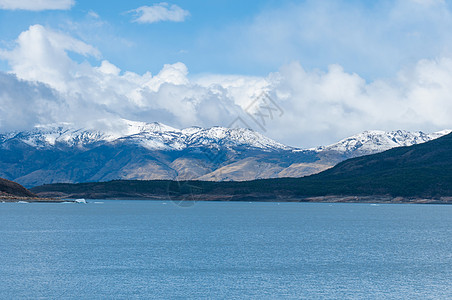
[2,120,451,154]
[182,126,291,150]
[429,129,452,139]
[2,120,289,151]
[13,124,116,148]
[315,129,451,154]
[123,120,180,136]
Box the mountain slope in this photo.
[300,131,452,197]
[31,132,452,201]
[0,178,36,198]
[314,129,451,155]
[1,121,450,187]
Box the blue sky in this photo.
[0,0,290,76]
[2,0,451,78]
[1,0,452,147]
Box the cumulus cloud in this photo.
[0,24,100,92]
[0,25,242,135]
[0,72,120,133]
[129,2,190,24]
[0,0,74,11]
[2,25,452,147]
[263,60,452,146]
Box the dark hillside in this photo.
[31,133,452,200]
[0,177,37,198]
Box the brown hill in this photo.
[0,177,37,198]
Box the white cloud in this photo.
[97,60,120,76]
[0,0,74,11]
[262,60,452,146]
[0,72,120,133]
[129,2,190,24]
[87,10,100,19]
[0,25,241,134]
[198,0,452,80]
[2,25,452,147]
[0,25,100,92]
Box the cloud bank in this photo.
[0,0,74,11]
[129,3,190,24]
[1,25,452,147]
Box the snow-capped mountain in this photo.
[0,121,450,187]
[7,126,114,149]
[0,120,290,152]
[314,129,452,155]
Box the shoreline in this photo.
[0,196,72,203]
[18,194,452,204]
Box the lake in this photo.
[1,200,451,299]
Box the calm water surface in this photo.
[0,201,451,299]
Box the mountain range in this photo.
[1,119,450,187]
[31,131,452,202]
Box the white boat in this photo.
[74,198,87,204]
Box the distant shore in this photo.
[294,195,452,204]
[0,196,71,203]
[30,175,452,205]
[17,193,452,204]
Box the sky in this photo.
[1,0,452,147]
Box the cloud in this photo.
[0,72,121,133]
[129,2,190,24]
[0,0,74,11]
[87,10,100,19]
[197,0,452,80]
[0,25,243,135]
[0,25,100,92]
[2,25,452,147]
[262,59,452,146]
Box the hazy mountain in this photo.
[1,120,449,187]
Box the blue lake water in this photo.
[1,200,451,299]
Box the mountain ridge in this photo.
[31,131,452,202]
[312,129,452,154]
[1,120,450,187]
